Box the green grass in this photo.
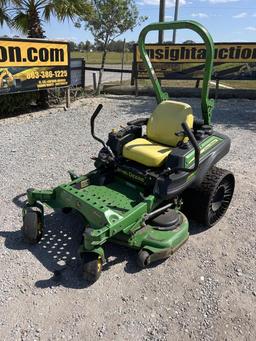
[71,51,133,64]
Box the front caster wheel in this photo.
[137,250,151,268]
[22,208,43,244]
[81,253,103,283]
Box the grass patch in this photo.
[71,51,133,64]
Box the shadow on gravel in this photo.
[1,194,151,288]
[103,95,155,117]
[212,103,256,133]
[4,193,206,289]
[0,207,91,289]
[188,221,209,235]
[104,95,256,133]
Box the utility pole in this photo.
[158,0,165,43]
[172,0,180,44]
[120,38,126,84]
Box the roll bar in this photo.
[138,20,215,125]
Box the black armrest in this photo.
[127,118,149,126]
[107,125,142,156]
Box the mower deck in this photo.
[26,175,189,259]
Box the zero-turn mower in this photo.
[22,21,235,282]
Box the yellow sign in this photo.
[0,39,68,67]
[136,43,256,63]
[0,38,70,95]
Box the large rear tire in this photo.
[182,166,235,228]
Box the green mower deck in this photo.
[25,174,189,263]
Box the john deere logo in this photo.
[117,167,145,183]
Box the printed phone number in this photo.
[26,70,68,80]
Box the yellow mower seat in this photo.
[123,138,172,167]
[123,100,194,168]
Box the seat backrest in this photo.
[146,100,194,147]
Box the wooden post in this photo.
[93,72,97,91]
[215,79,220,100]
[135,78,139,97]
[65,87,71,108]
[82,58,86,88]
[195,79,200,88]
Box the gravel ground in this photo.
[0,95,255,341]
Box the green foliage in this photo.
[69,40,135,53]
[0,92,39,117]
[82,0,146,46]
[0,0,10,26]
[2,0,92,37]
[78,0,146,94]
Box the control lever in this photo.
[90,104,115,158]
[162,122,200,176]
[178,122,200,173]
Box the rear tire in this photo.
[182,166,235,228]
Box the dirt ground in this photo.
[0,95,255,341]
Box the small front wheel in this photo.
[137,250,151,268]
[22,208,43,244]
[81,252,103,283]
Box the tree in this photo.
[108,40,125,52]
[183,40,196,45]
[69,40,77,52]
[78,41,85,51]
[0,0,10,27]
[79,0,146,95]
[8,0,92,38]
[84,40,92,51]
[126,40,136,52]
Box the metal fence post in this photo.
[82,58,86,88]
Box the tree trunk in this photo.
[96,39,108,96]
[27,6,45,38]
[27,4,49,108]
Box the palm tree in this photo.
[0,0,11,27]
[8,0,92,38]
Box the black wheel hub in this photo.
[211,185,225,212]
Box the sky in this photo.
[1,0,256,43]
